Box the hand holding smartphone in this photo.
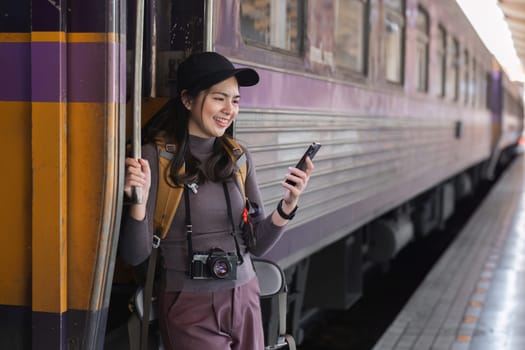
[286,142,321,186]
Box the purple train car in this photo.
[0,0,523,349]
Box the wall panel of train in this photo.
[235,72,492,268]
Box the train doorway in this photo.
[106,0,207,348]
[123,0,207,130]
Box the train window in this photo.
[485,70,493,110]
[334,0,368,73]
[504,91,510,115]
[504,90,520,117]
[384,0,405,84]
[415,6,429,92]
[446,37,460,101]
[463,50,469,105]
[480,67,488,109]
[469,57,478,107]
[503,90,517,116]
[240,0,303,53]
[435,25,447,97]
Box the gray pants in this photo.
[158,277,264,350]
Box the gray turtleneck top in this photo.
[119,135,286,292]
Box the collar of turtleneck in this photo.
[188,134,216,159]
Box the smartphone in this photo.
[286,142,322,186]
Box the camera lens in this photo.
[211,259,230,279]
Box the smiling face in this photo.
[183,76,241,138]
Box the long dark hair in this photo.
[143,89,238,187]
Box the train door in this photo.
[106,0,206,348]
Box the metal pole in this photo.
[205,0,214,51]
[132,0,145,203]
[148,0,158,97]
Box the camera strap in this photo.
[183,182,244,266]
[222,182,244,265]
[183,186,194,270]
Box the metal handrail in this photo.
[131,0,145,203]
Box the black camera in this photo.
[190,248,238,280]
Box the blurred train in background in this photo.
[1,0,523,349]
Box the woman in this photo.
[120,51,314,350]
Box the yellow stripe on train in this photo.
[0,32,118,43]
[0,101,120,313]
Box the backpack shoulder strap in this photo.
[153,141,184,240]
[225,139,248,200]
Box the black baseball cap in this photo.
[176,52,259,94]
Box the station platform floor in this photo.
[372,154,525,350]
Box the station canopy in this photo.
[499,0,525,79]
